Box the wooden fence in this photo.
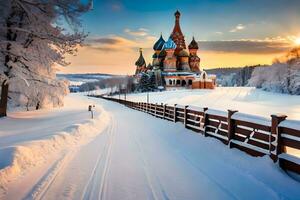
[94,95,300,175]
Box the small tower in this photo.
[170,10,187,54]
[188,37,201,73]
[135,48,147,74]
[163,37,177,72]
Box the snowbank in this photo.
[120,87,300,120]
[0,96,111,191]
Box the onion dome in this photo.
[135,48,146,67]
[188,37,199,50]
[153,34,165,51]
[178,49,189,57]
[163,37,177,50]
[158,49,166,58]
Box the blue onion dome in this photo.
[163,37,177,50]
[188,37,199,50]
[153,34,165,51]
[158,49,166,58]
[135,48,146,66]
[178,49,189,57]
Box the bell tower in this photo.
[170,10,186,54]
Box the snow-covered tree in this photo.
[136,72,156,92]
[0,0,91,116]
[248,47,300,95]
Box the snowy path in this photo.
[2,96,300,200]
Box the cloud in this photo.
[215,32,223,35]
[124,28,149,37]
[84,34,156,53]
[198,39,292,54]
[86,38,120,45]
[230,24,245,33]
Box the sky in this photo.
[60,0,300,75]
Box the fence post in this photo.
[203,109,210,137]
[201,107,208,131]
[163,104,166,119]
[174,104,177,122]
[228,110,238,146]
[184,105,189,128]
[271,114,287,162]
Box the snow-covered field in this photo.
[0,93,300,199]
[121,87,300,121]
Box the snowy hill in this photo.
[57,73,114,86]
[120,87,300,120]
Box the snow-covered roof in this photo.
[163,72,195,76]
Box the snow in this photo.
[1,93,300,199]
[120,87,300,120]
[280,120,300,130]
[279,153,300,165]
[206,109,228,117]
[232,112,271,127]
[0,94,111,196]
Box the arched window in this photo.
[188,80,193,85]
[169,80,172,85]
[182,80,186,86]
[176,80,181,85]
[173,80,176,85]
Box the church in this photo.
[134,10,216,89]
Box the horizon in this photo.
[59,0,300,75]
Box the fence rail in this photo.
[93,95,300,175]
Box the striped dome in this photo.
[163,37,177,50]
[188,37,199,50]
[153,35,165,50]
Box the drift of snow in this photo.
[0,94,111,196]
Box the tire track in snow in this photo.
[80,115,116,200]
[131,132,170,200]
[80,131,111,200]
[97,117,116,200]
[24,150,76,200]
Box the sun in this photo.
[295,38,300,45]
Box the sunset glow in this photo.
[296,38,300,45]
[60,0,300,75]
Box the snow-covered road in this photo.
[2,95,300,200]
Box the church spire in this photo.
[170,10,186,53]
